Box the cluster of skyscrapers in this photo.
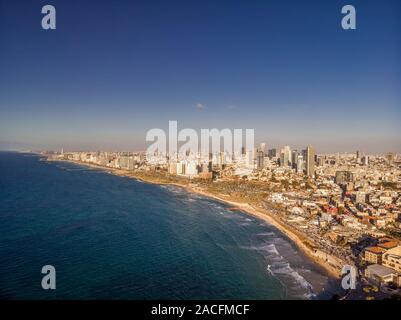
[257,145,316,178]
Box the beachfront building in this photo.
[171,160,199,178]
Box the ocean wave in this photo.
[216,212,238,219]
[270,261,315,299]
[239,243,281,256]
[244,241,316,299]
[165,186,185,194]
[258,243,281,255]
[209,203,223,210]
[239,222,251,226]
[256,232,275,237]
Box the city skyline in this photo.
[2,0,401,304]
[1,0,400,153]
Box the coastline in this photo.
[47,158,343,279]
[183,187,342,279]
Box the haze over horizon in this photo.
[1,0,400,153]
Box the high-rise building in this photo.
[185,161,198,176]
[280,146,291,167]
[296,155,304,173]
[386,153,395,165]
[256,149,264,170]
[305,146,315,178]
[291,150,298,169]
[302,149,307,161]
[268,149,277,159]
[362,155,369,166]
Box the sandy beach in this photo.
[181,186,342,279]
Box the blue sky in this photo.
[0,0,400,152]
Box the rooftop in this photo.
[384,246,401,258]
[378,241,399,250]
[365,264,396,278]
[365,246,387,254]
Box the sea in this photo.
[0,152,340,299]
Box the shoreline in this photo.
[183,187,342,279]
[48,158,343,280]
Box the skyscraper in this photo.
[268,149,277,159]
[305,146,315,178]
[386,153,395,165]
[280,146,291,167]
[291,150,298,169]
[296,155,304,173]
[256,149,264,170]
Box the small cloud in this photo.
[196,103,205,111]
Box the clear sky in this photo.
[0,0,400,153]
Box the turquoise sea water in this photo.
[0,152,339,299]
